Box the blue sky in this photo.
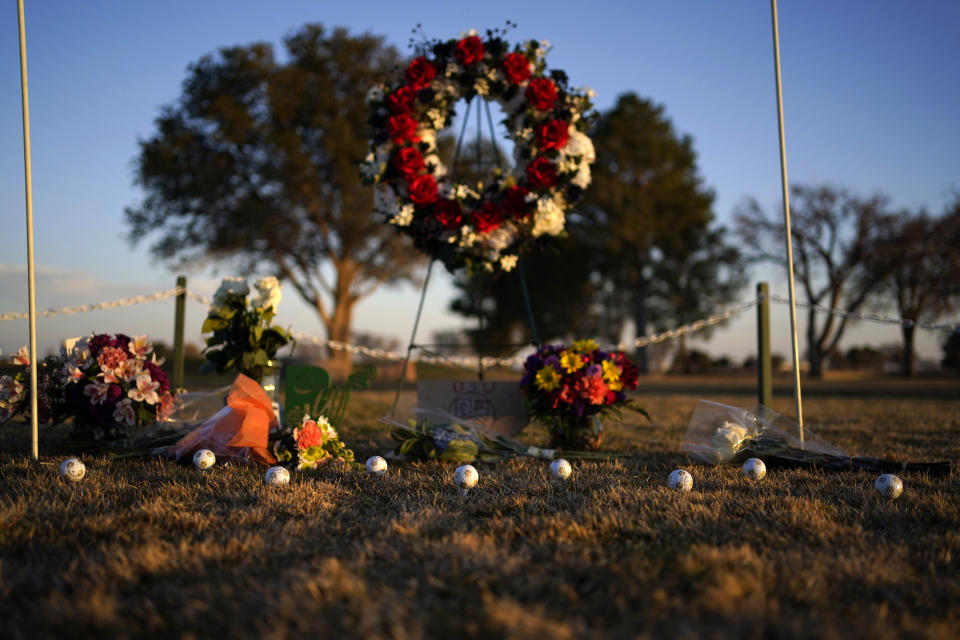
[2,0,958,363]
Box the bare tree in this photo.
[736,184,888,377]
[863,199,960,376]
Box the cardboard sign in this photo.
[416,380,528,437]
[284,365,332,428]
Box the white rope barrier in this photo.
[0,287,185,321]
[767,294,960,334]
[2,285,957,366]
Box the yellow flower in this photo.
[560,350,585,373]
[571,339,599,354]
[535,366,561,392]
[602,359,624,391]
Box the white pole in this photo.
[770,0,804,443]
[17,0,40,460]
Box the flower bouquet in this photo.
[273,414,358,471]
[682,400,952,475]
[382,408,628,463]
[1,335,179,442]
[519,340,644,450]
[201,276,293,384]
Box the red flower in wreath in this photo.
[407,174,438,206]
[536,119,570,151]
[405,56,437,90]
[504,185,532,218]
[501,52,532,84]
[455,35,485,66]
[388,114,420,144]
[393,146,425,178]
[387,86,416,114]
[525,157,557,189]
[471,202,503,233]
[434,198,463,229]
[526,77,558,111]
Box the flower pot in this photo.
[545,413,604,451]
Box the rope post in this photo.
[756,282,773,407]
[172,275,186,390]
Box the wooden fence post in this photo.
[757,282,773,407]
[173,275,186,390]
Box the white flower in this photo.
[500,255,518,272]
[417,128,437,152]
[532,195,566,237]
[571,163,592,189]
[213,277,249,305]
[84,381,110,405]
[474,78,490,96]
[128,334,152,359]
[564,128,596,164]
[128,373,160,405]
[252,276,282,312]
[484,226,513,251]
[0,375,24,402]
[712,421,751,463]
[426,108,446,129]
[390,204,415,227]
[365,85,385,103]
[113,398,136,427]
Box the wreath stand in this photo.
[389,98,541,417]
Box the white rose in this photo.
[213,277,249,305]
[252,276,282,312]
[532,195,566,237]
[712,422,751,463]
[571,163,592,189]
[564,128,596,164]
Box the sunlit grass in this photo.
[1,386,958,639]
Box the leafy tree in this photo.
[862,202,960,376]
[735,184,888,378]
[647,224,745,373]
[125,25,423,370]
[580,93,723,371]
[449,93,742,366]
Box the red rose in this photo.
[471,202,503,233]
[501,52,532,84]
[387,86,416,114]
[454,35,485,66]
[434,198,463,229]
[525,157,557,189]
[405,56,437,90]
[504,185,531,218]
[526,77,558,111]
[392,146,425,178]
[536,119,570,151]
[296,420,323,450]
[407,174,438,206]
[387,114,419,144]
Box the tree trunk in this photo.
[678,333,690,374]
[807,309,823,378]
[901,324,915,377]
[632,277,649,374]
[324,292,354,381]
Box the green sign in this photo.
[284,365,332,427]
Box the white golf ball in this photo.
[550,458,572,480]
[264,466,290,486]
[454,464,478,492]
[365,455,388,476]
[59,457,86,482]
[874,473,903,500]
[667,469,693,492]
[742,457,766,481]
[192,449,216,470]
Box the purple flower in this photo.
[145,361,170,393]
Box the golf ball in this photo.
[550,458,572,480]
[192,449,216,470]
[874,473,903,499]
[454,464,478,491]
[264,466,290,486]
[365,455,388,476]
[59,457,86,482]
[667,469,693,492]
[742,457,767,481]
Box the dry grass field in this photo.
[1,377,958,639]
